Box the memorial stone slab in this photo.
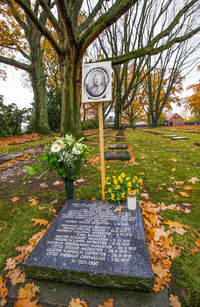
[24,200,154,292]
[105,151,130,161]
[0,154,23,164]
[115,137,126,142]
[108,144,128,150]
[171,136,189,140]
[163,135,177,138]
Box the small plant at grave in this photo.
[24,134,90,180]
[105,172,143,204]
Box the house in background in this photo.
[166,113,184,126]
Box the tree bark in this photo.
[60,54,82,139]
[29,33,50,134]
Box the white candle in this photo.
[127,190,137,210]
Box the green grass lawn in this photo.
[0,128,200,306]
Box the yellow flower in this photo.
[121,172,125,178]
[111,194,115,200]
[114,179,118,185]
[106,177,110,181]
[108,188,112,193]
[115,185,120,190]
[127,182,131,188]
[121,192,125,198]
[139,178,143,184]
[126,177,130,181]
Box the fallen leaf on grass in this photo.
[68,297,87,307]
[139,172,145,175]
[173,181,184,186]
[183,185,193,191]
[167,246,182,259]
[4,258,16,271]
[195,239,200,248]
[167,187,174,192]
[98,298,113,307]
[29,200,39,207]
[0,276,8,298]
[49,206,56,214]
[38,207,45,210]
[169,158,178,162]
[171,168,176,172]
[15,298,42,307]
[11,197,20,202]
[188,177,199,184]
[6,268,25,285]
[179,191,189,198]
[50,199,58,205]
[32,219,49,227]
[114,206,124,212]
[171,228,187,235]
[0,228,2,232]
[91,196,96,200]
[0,298,7,306]
[191,247,199,255]
[169,294,181,307]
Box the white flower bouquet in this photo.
[24,134,90,180]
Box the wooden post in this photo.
[98,101,105,201]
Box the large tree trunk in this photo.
[30,35,50,135]
[114,104,122,130]
[60,54,82,139]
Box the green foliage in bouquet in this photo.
[24,134,90,180]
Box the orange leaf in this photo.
[6,269,25,285]
[114,206,123,212]
[4,258,16,271]
[0,276,8,298]
[18,283,40,300]
[171,168,176,172]
[191,247,199,255]
[91,196,96,200]
[173,181,184,185]
[11,197,20,202]
[14,298,42,307]
[98,298,114,307]
[0,228,2,232]
[164,220,188,229]
[195,239,200,248]
[29,200,39,207]
[0,298,7,306]
[32,219,49,227]
[170,158,178,162]
[169,294,181,307]
[179,191,189,198]
[68,297,88,307]
[183,185,193,191]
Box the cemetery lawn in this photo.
[0,127,200,306]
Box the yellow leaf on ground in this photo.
[171,228,187,235]
[11,197,20,202]
[169,294,181,307]
[171,168,176,172]
[170,158,178,162]
[183,186,193,191]
[114,206,124,212]
[29,200,39,207]
[14,298,42,307]
[49,206,56,214]
[53,180,62,186]
[68,297,87,307]
[91,196,96,200]
[164,220,188,229]
[195,239,200,248]
[98,298,114,307]
[4,258,16,271]
[18,283,40,300]
[0,298,7,306]
[179,191,189,198]
[32,219,49,227]
[191,247,199,254]
[6,268,25,285]
[0,276,8,298]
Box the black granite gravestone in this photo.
[108,144,128,150]
[24,201,154,292]
[105,151,130,160]
[0,154,23,164]
[115,137,126,142]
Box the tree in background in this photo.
[12,0,200,138]
[0,1,50,134]
[185,72,200,121]
[0,95,30,137]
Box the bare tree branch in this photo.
[0,55,32,72]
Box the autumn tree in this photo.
[10,0,200,138]
[0,0,51,134]
[185,66,200,121]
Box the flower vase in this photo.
[63,179,74,201]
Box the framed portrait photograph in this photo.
[82,61,112,102]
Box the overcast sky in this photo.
[0,62,199,115]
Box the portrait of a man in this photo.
[82,62,112,102]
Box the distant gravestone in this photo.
[0,154,23,165]
[115,137,126,142]
[24,200,154,292]
[163,135,177,138]
[105,151,130,160]
[194,142,200,146]
[108,144,128,150]
[171,136,189,140]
